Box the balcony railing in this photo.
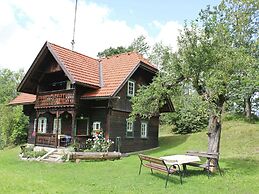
[36,133,56,146]
[35,89,75,108]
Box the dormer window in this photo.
[66,80,74,89]
[127,80,135,97]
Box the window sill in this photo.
[125,136,134,139]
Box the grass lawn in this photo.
[0,120,258,194]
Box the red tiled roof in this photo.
[49,43,100,87]
[81,52,157,97]
[12,42,157,105]
[9,93,36,105]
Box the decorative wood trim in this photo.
[47,42,75,84]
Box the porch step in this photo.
[40,149,65,163]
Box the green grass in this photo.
[0,120,259,194]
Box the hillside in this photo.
[0,120,258,194]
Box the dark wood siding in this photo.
[77,100,108,135]
[27,113,36,144]
[112,67,154,112]
[109,110,159,153]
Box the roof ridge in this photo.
[100,51,138,60]
[48,42,98,62]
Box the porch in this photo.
[33,110,92,148]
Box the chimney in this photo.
[98,60,104,87]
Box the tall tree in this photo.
[129,35,150,56]
[131,0,258,154]
[97,46,132,58]
[0,68,28,148]
[97,35,150,58]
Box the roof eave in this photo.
[75,81,100,89]
[17,41,49,93]
[8,101,35,106]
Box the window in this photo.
[53,118,61,134]
[66,80,74,89]
[126,120,134,137]
[127,80,135,97]
[76,118,89,135]
[141,122,148,138]
[38,117,47,133]
[93,122,101,131]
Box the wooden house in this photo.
[9,42,173,153]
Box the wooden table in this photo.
[160,155,201,165]
[160,155,201,174]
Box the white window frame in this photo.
[33,118,37,131]
[66,80,74,89]
[126,120,134,137]
[126,120,133,132]
[93,121,101,131]
[53,118,62,134]
[127,80,135,97]
[38,117,47,133]
[141,122,148,138]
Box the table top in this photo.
[160,154,200,165]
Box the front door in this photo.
[76,118,89,136]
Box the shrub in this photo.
[21,145,47,158]
[161,94,209,134]
[84,130,113,152]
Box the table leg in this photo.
[182,164,187,176]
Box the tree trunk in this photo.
[207,115,221,153]
[244,96,252,119]
[207,114,222,172]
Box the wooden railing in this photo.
[36,133,56,147]
[35,89,75,108]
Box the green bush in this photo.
[84,131,113,152]
[21,146,47,158]
[161,94,209,134]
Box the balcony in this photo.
[35,89,75,108]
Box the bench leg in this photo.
[139,163,142,175]
[217,161,222,176]
[150,168,153,174]
[165,173,170,188]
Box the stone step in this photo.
[42,158,63,163]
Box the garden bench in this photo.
[138,154,182,188]
[184,151,222,177]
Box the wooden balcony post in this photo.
[71,111,76,144]
[55,111,59,148]
[34,112,39,146]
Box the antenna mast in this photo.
[71,0,78,51]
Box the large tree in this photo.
[97,35,150,58]
[0,69,28,148]
[131,0,258,154]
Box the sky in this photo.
[0,0,221,71]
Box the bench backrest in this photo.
[186,151,219,159]
[138,154,165,166]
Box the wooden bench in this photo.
[184,151,222,177]
[138,154,182,188]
